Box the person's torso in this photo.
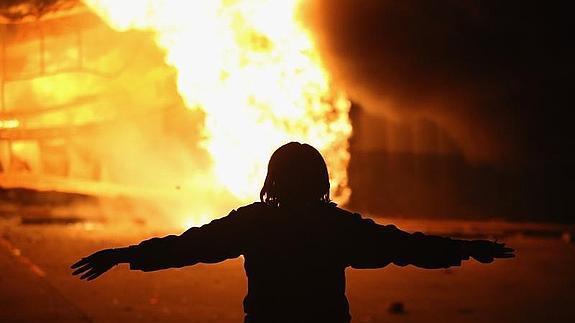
[239,203,354,322]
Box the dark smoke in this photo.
[304,0,574,165]
[0,0,78,21]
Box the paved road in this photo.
[1,217,574,323]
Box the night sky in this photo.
[304,0,574,166]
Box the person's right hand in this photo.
[71,249,120,281]
[466,240,515,263]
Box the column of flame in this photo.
[83,0,352,204]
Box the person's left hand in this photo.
[71,249,120,281]
[466,240,515,263]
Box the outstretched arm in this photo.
[71,207,252,280]
[387,230,515,269]
[348,216,514,269]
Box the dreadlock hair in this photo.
[260,142,331,207]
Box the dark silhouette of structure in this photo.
[72,142,514,323]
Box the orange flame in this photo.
[82,0,352,208]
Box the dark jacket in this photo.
[127,202,465,323]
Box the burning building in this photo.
[0,0,352,225]
[3,1,566,224]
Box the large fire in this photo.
[0,1,351,228]
[82,0,352,203]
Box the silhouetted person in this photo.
[72,142,514,323]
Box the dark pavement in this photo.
[1,217,574,323]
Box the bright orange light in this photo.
[83,0,352,218]
[0,119,20,129]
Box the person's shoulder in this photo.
[320,203,363,220]
[214,203,268,226]
[234,202,270,217]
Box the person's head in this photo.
[260,142,330,207]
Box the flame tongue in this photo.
[83,0,352,203]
